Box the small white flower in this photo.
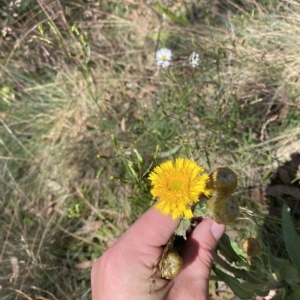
[2,26,12,38]
[189,52,200,68]
[156,48,172,68]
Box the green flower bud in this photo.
[160,250,183,280]
[209,167,238,196]
[208,195,239,225]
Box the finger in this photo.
[120,207,180,249]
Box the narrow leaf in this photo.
[155,4,189,25]
[213,266,268,299]
[217,233,244,264]
[282,203,300,269]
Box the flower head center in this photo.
[161,54,167,61]
[170,179,184,191]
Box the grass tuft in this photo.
[1,0,300,298]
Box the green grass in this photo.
[1,0,300,299]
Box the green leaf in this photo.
[285,286,300,300]
[150,31,170,42]
[48,21,59,37]
[282,204,300,270]
[265,247,300,286]
[270,256,300,286]
[217,233,245,265]
[96,167,104,178]
[133,149,143,169]
[157,145,181,158]
[153,145,160,161]
[155,4,189,25]
[175,218,191,239]
[38,24,45,35]
[213,266,269,299]
[32,35,54,45]
[193,200,208,217]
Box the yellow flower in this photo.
[148,158,212,219]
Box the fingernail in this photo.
[211,222,225,241]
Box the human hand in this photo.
[91,207,225,300]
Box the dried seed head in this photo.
[209,167,238,196]
[208,195,239,225]
[242,238,261,257]
[160,250,183,280]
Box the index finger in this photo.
[120,207,180,249]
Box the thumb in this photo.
[182,219,224,275]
